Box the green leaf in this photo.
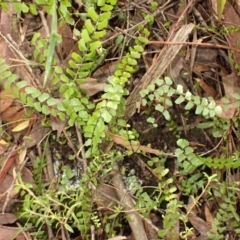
[16,81,28,89]
[221,97,230,104]
[197,121,214,129]
[155,104,164,112]
[63,88,75,99]
[165,76,172,85]
[38,93,50,102]
[59,112,65,121]
[70,98,81,106]
[130,50,141,58]
[108,0,117,5]
[99,12,111,21]
[137,36,149,44]
[127,57,137,65]
[193,95,200,105]
[185,101,194,110]
[185,147,194,155]
[33,102,42,112]
[96,100,107,109]
[88,7,99,22]
[162,110,170,120]
[47,98,58,106]
[20,92,27,103]
[65,223,74,233]
[81,29,91,43]
[25,86,38,95]
[55,66,63,74]
[106,101,118,110]
[69,60,78,69]
[214,105,222,115]
[175,95,185,104]
[176,84,183,94]
[21,2,29,12]
[185,91,192,100]
[155,79,164,86]
[97,0,105,6]
[27,97,34,107]
[165,98,172,107]
[147,117,155,124]
[90,41,102,51]
[84,19,95,34]
[92,30,106,39]
[78,38,87,52]
[97,20,108,30]
[101,109,112,123]
[177,139,189,149]
[29,3,38,15]
[100,4,113,11]
[233,93,240,100]
[71,52,82,62]
[202,108,209,116]
[201,97,208,106]
[51,108,57,117]
[195,104,203,115]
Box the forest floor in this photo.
[1,0,240,240]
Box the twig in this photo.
[75,123,88,173]
[39,10,50,37]
[16,222,32,240]
[0,31,41,87]
[63,128,86,172]
[148,39,240,52]
[111,164,148,240]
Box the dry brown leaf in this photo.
[0,4,18,66]
[106,132,162,155]
[92,61,119,82]
[57,23,75,60]
[50,116,67,139]
[94,183,119,211]
[222,73,240,98]
[0,213,17,224]
[0,145,5,155]
[0,151,17,184]
[195,77,217,98]
[0,90,14,113]
[1,106,24,122]
[188,212,211,235]
[0,225,26,240]
[22,120,50,149]
[204,204,214,224]
[224,2,240,69]
[80,77,107,96]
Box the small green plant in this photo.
[207,181,240,239]
[2,0,240,239]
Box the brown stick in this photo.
[111,164,148,240]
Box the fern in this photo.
[84,27,150,157]
[208,182,240,239]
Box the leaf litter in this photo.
[1,0,240,239]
